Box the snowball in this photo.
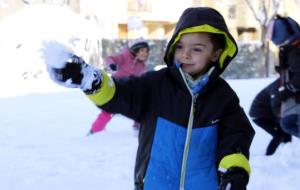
[40,40,74,69]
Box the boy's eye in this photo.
[175,44,183,49]
[193,47,203,52]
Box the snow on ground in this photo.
[230,79,300,190]
[1,76,300,190]
[1,3,300,190]
[0,83,137,190]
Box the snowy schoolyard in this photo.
[1,74,300,190]
[1,4,300,190]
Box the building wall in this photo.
[1,0,300,41]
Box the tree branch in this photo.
[270,0,281,18]
[245,0,263,24]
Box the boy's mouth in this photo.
[181,62,194,65]
[174,60,194,67]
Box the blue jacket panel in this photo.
[144,117,218,190]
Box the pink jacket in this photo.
[105,48,146,78]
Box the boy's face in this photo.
[136,47,150,61]
[174,32,222,78]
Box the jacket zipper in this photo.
[178,68,195,190]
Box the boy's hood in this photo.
[164,7,238,74]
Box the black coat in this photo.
[249,78,280,119]
[101,65,254,189]
[96,7,255,190]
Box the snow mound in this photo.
[0,4,101,95]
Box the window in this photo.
[118,24,128,39]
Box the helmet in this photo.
[129,39,149,54]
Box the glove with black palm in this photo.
[47,54,102,94]
[219,167,249,190]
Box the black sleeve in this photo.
[217,92,255,162]
[100,70,159,122]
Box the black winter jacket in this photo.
[89,7,255,190]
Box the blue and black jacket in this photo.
[87,7,255,190]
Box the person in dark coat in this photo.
[249,79,291,156]
[44,7,255,190]
[249,14,300,155]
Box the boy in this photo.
[44,7,254,190]
[89,40,150,134]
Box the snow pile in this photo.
[0,4,100,97]
[0,4,96,45]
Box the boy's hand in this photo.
[219,167,248,190]
[47,55,102,94]
[49,56,83,85]
[41,40,102,94]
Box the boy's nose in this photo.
[182,50,191,60]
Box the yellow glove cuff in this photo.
[87,70,116,106]
[218,153,251,175]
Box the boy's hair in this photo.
[209,33,226,51]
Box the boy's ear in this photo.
[210,49,223,62]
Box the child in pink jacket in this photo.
[89,40,150,134]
